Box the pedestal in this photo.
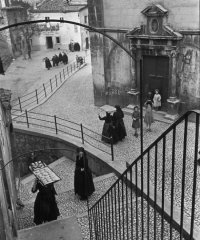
[165,97,180,121]
[127,89,140,106]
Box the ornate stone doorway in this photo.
[143,55,169,107]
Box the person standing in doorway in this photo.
[153,89,161,111]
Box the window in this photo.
[74,25,78,33]
[84,16,87,24]
[56,37,60,44]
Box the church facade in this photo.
[88,0,200,114]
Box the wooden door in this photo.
[143,55,169,107]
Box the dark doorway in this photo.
[143,55,169,108]
[46,37,53,49]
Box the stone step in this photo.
[17,157,117,230]
[17,216,83,240]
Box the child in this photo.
[153,89,161,111]
[132,106,140,137]
[144,100,154,131]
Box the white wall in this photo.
[79,7,90,50]
[32,11,82,50]
[103,0,199,30]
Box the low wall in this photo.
[13,125,114,178]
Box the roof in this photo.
[31,0,86,13]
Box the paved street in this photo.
[1,50,200,238]
[0,49,86,101]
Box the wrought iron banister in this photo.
[88,110,200,240]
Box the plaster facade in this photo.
[88,0,200,112]
[31,11,82,51]
[79,6,90,50]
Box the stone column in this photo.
[165,50,180,120]
[127,47,139,106]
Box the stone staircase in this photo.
[16,156,117,240]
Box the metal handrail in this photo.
[12,109,113,161]
[89,110,200,240]
[11,60,85,110]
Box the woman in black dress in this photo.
[32,179,60,225]
[99,112,113,143]
[112,105,127,141]
[74,147,95,200]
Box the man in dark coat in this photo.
[0,57,5,75]
[51,55,56,67]
[62,52,68,65]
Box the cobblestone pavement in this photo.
[0,49,86,101]
[3,52,199,238]
[17,157,117,231]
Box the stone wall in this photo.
[13,127,113,178]
[177,34,200,110]
[13,130,61,177]
[102,0,199,31]
[90,31,132,107]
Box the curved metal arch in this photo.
[0,19,135,61]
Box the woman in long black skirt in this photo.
[74,147,95,200]
[32,179,60,225]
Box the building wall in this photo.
[102,0,199,30]
[79,7,90,50]
[31,12,82,51]
[88,0,200,109]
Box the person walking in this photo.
[62,52,68,65]
[74,147,95,200]
[98,112,113,143]
[0,57,5,75]
[32,179,60,225]
[112,105,127,141]
[144,100,154,131]
[132,106,140,137]
[153,89,161,111]
[27,42,32,59]
[44,57,52,70]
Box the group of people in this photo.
[99,105,127,144]
[99,89,161,141]
[31,147,95,225]
[132,89,162,135]
[44,52,68,70]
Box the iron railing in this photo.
[88,110,200,240]
[11,58,85,114]
[12,109,114,161]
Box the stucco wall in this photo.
[90,30,132,107]
[103,0,199,31]
[32,12,82,50]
